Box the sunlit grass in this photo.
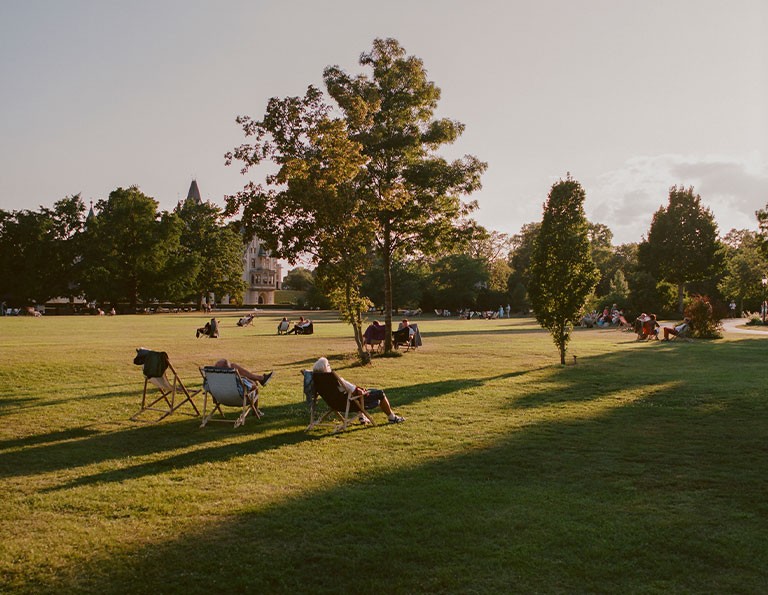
[1,312,767,593]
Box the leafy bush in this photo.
[684,294,722,338]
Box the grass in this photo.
[0,311,766,593]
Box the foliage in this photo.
[225,86,373,359]
[429,253,488,311]
[79,186,184,308]
[174,198,245,306]
[468,227,513,292]
[717,229,767,314]
[361,257,426,311]
[282,267,315,291]
[323,38,486,348]
[528,176,599,364]
[0,195,85,306]
[638,185,721,312]
[684,294,722,338]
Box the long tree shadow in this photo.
[28,340,768,593]
[0,400,304,480]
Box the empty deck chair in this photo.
[131,348,201,422]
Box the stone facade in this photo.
[242,236,282,305]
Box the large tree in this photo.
[174,197,246,306]
[323,38,486,349]
[528,176,599,365]
[0,195,85,306]
[225,88,375,358]
[638,185,721,313]
[718,229,766,314]
[80,186,184,309]
[227,38,485,352]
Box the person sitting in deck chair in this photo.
[363,320,386,351]
[662,318,691,341]
[196,318,220,338]
[312,357,404,424]
[211,359,273,388]
[287,316,313,334]
[237,313,255,327]
[635,313,659,340]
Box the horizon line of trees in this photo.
[3,179,767,326]
[281,183,768,324]
[0,186,245,311]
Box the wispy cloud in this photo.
[586,153,768,245]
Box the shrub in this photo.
[684,294,722,338]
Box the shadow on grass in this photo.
[27,340,768,593]
[0,401,305,480]
[0,367,536,482]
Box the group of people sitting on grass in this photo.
[581,304,631,329]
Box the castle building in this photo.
[185,181,281,306]
[243,236,282,305]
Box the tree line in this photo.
[0,187,244,311]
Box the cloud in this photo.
[585,153,768,245]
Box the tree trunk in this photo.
[559,329,566,365]
[383,229,393,352]
[346,283,369,364]
[677,283,685,314]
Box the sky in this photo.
[1,0,766,245]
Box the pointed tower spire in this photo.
[186,180,202,204]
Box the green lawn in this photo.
[1,312,766,593]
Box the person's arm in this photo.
[338,376,358,395]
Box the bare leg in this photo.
[213,359,265,383]
[376,396,393,416]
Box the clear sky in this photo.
[1,0,766,244]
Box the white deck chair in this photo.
[199,366,261,428]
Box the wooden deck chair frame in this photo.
[306,371,375,432]
[132,359,201,422]
[199,366,261,428]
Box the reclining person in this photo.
[237,313,254,327]
[287,316,312,334]
[312,357,404,424]
[211,359,273,388]
[363,320,386,349]
[196,318,220,338]
[662,317,691,341]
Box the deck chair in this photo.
[392,327,414,351]
[669,322,692,342]
[277,319,290,334]
[305,371,374,432]
[363,323,386,353]
[131,348,201,422]
[296,321,314,335]
[198,366,261,428]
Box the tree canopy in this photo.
[638,185,721,312]
[227,37,486,353]
[528,176,598,364]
